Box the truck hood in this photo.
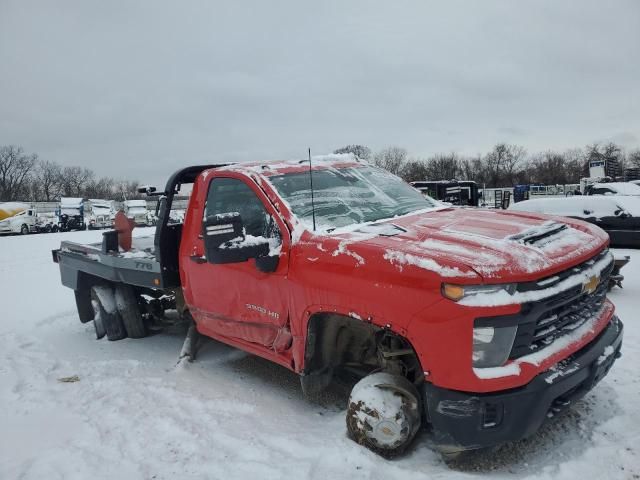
[325,207,608,282]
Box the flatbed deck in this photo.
[55,234,164,290]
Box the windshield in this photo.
[269,165,440,231]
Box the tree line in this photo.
[335,142,640,187]
[3,141,640,202]
[0,145,142,202]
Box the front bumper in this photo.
[424,315,623,451]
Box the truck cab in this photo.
[0,204,38,234]
[87,199,115,229]
[124,199,149,226]
[58,197,86,231]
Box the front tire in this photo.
[90,285,126,341]
[114,284,147,338]
[20,224,29,235]
[346,372,422,458]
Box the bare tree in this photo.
[400,159,429,182]
[0,145,38,201]
[115,180,144,201]
[460,155,486,185]
[373,146,407,176]
[483,144,527,187]
[84,176,116,199]
[333,145,372,159]
[34,159,64,201]
[503,145,526,185]
[61,166,94,197]
[424,153,462,180]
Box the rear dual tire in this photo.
[90,285,126,341]
[88,284,147,340]
[114,284,147,339]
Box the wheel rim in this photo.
[348,374,420,453]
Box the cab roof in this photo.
[215,153,364,177]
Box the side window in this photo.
[205,177,273,239]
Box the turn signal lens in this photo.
[442,282,517,302]
[442,284,465,302]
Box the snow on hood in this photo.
[322,208,608,281]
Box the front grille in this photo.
[509,250,613,359]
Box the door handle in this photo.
[190,255,207,264]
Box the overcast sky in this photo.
[1,0,639,186]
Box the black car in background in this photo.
[509,195,640,248]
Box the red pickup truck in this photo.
[53,154,623,459]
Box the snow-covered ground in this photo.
[1,229,639,479]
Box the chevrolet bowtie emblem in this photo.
[583,275,599,294]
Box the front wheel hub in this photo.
[346,372,421,458]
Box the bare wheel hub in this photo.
[371,417,405,447]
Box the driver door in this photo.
[183,175,291,350]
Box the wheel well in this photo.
[303,313,423,385]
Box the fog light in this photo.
[473,325,517,368]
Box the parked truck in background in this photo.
[124,199,149,226]
[0,202,36,234]
[52,155,623,459]
[87,199,115,230]
[58,197,87,232]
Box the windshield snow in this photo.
[269,165,440,231]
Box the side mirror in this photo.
[203,212,270,264]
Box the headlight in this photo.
[442,283,517,302]
[472,325,517,368]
